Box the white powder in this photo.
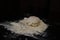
[1,16,48,37]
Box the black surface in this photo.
[0,0,60,40]
[0,17,58,40]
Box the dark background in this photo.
[0,0,60,23]
[0,0,60,40]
